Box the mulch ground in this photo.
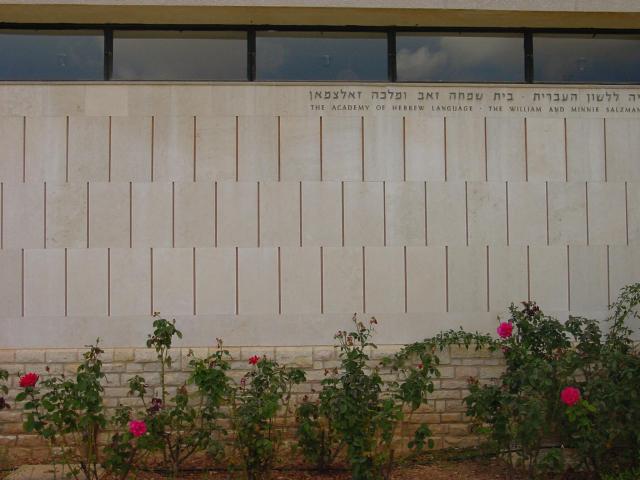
[128,458,520,480]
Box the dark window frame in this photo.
[0,23,639,84]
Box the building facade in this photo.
[0,0,639,460]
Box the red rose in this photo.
[19,372,39,388]
[248,355,260,366]
[128,420,147,437]
[497,322,514,339]
[560,386,581,407]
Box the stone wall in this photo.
[0,343,504,465]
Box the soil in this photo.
[127,458,518,480]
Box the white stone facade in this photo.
[0,84,638,348]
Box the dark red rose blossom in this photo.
[19,372,39,388]
[248,355,260,366]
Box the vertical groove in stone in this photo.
[193,116,197,182]
[585,182,590,245]
[625,181,629,245]
[320,246,324,315]
[235,246,239,315]
[65,116,69,183]
[150,116,155,182]
[524,117,529,182]
[214,181,218,248]
[341,181,345,247]
[299,181,303,247]
[382,181,387,247]
[235,116,239,182]
[402,116,407,182]
[486,245,490,312]
[107,248,111,317]
[129,182,133,248]
[361,116,365,182]
[277,246,282,315]
[505,181,510,246]
[150,247,154,315]
[567,245,571,311]
[21,248,24,317]
[22,116,26,183]
[362,246,366,313]
[64,248,68,317]
[564,117,569,182]
[545,181,550,245]
[0,182,3,250]
[445,245,449,312]
[424,181,428,246]
[526,245,531,301]
[171,181,175,248]
[108,116,112,182]
[606,244,611,307]
[277,116,281,182]
[319,116,323,181]
[44,182,47,249]
[86,182,90,248]
[464,181,469,246]
[403,245,407,313]
[484,116,488,182]
[603,118,608,182]
[443,117,448,181]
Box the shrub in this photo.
[105,315,232,479]
[17,343,106,480]
[230,354,305,480]
[561,283,640,477]
[295,315,442,480]
[463,283,640,479]
[0,369,8,411]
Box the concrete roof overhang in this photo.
[0,0,639,28]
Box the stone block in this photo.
[131,182,172,248]
[343,181,384,246]
[88,182,130,248]
[195,115,236,181]
[46,182,87,248]
[25,116,66,182]
[3,183,44,249]
[363,116,403,181]
[259,182,300,247]
[111,116,152,181]
[280,116,321,181]
[153,115,194,181]
[174,182,215,248]
[322,116,362,181]
[385,181,426,246]
[68,116,109,181]
[405,116,445,181]
[300,181,341,247]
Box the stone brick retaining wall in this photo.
[0,345,504,466]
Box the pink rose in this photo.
[497,322,514,339]
[19,372,39,388]
[128,420,147,437]
[561,386,581,407]
[248,355,260,366]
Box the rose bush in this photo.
[17,343,106,480]
[105,315,232,479]
[230,353,305,480]
[460,283,640,479]
[295,315,447,480]
[0,369,9,411]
